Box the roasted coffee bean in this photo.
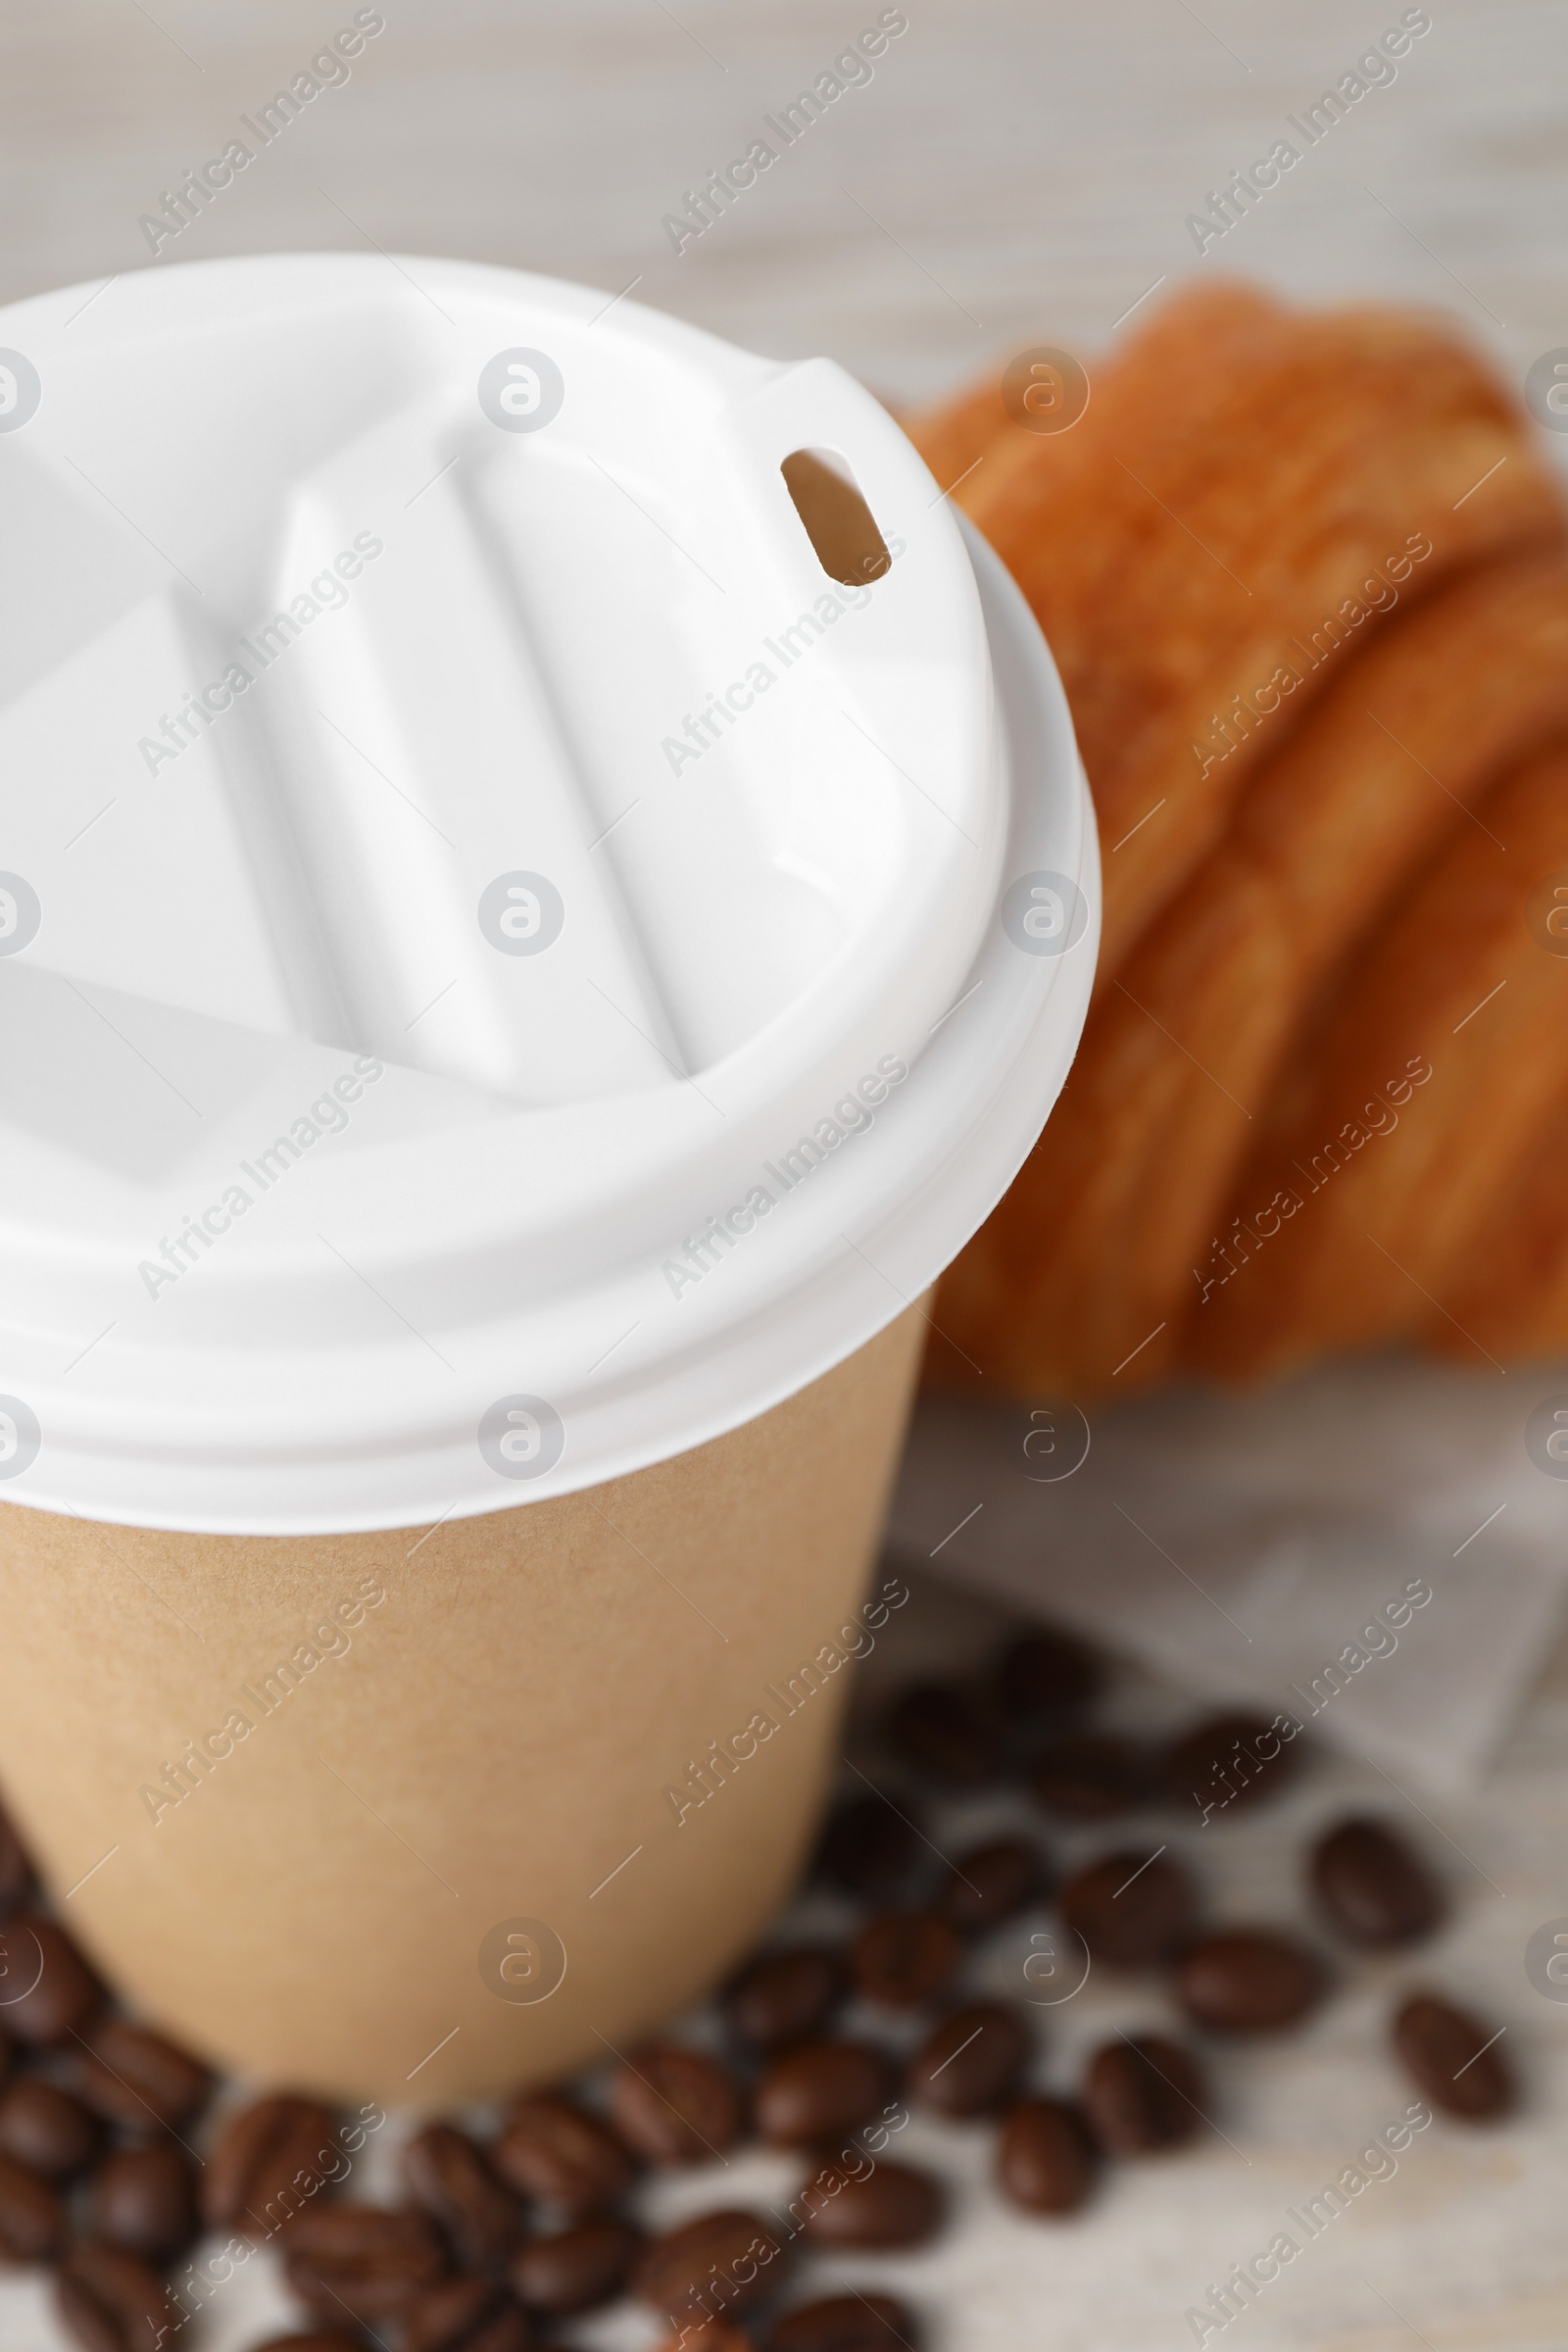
[816,1794,925,1899]
[254,2337,367,2352]
[655,2328,756,2352]
[997,2097,1097,2215]
[1082,2035,1205,2155]
[1165,1713,1299,1820]
[612,2043,743,2165]
[0,2078,99,2178]
[886,1682,1001,1786]
[755,2040,890,2147]
[403,2275,531,2352]
[1394,1993,1514,2121]
[404,2122,524,2266]
[0,1801,32,1915]
[1059,1850,1197,1968]
[202,2092,340,2238]
[996,1626,1103,1724]
[725,1947,844,2052]
[770,2292,917,2350]
[1031,1734,1147,1822]
[1178,1930,1325,2034]
[86,2142,198,2261]
[0,1914,102,2045]
[494,2093,634,2213]
[852,1910,963,2009]
[70,2018,211,2130]
[634,2208,787,2323]
[0,2147,67,2262]
[284,2203,447,2324]
[908,2001,1032,2117]
[55,2244,177,2352]
[941,1838,1045,1936]
[511,2216,640,2314]
[1311,1817,1443,1947]
[800,2159,943,2249]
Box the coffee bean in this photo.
[86,2142,198,2261]
[1178,1930,1326,2034]
[1311,1817,1443,1947]
[941,1838,1046,1936]
[1058,1850,1197,1968]
[800,2159,943,2249]
[1165,1714,1299,1820]
[403,2275,531,2352]
[254,2337,367,2352]
[70,2018,211,2130]
[725,1947,844,2052]
[996,1627,1103,1723]
[202,2092,340,2238]
[634,2209,787,2324]
[997,2097,1097,2215]
[1031,1734,1147,1822]
[1082,2035,1205,2155]
[404,2122,524,2266]
[511,2215,640,2313]
[654,2327,756,2352]
[908,2001,1032,2117]
[612,2043,742,2165]
[0,2147,67,2262]
[0,1914,102,2045]
[852,1911,963,2009]
[55,2244,177,2352]
[770,2292,917,2350]
[0,2079,99,2178]
[493,2093,634,2213]
[284,2203,447,2324]
[0,1800,32,1915]
[755,2041,890,2147]
[1393,1993,1513,2121]
[886,1683,1001,1786]
[816,1795,924,1899]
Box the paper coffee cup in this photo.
[0,255,1098,2102]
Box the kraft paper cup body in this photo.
[0,256,1098,2100]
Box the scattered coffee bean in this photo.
[1165,1714,1298,1820]
[1082,2035,1205,2155]
[494,2092,634,2213]
[1031,1734,1146,1822]
[1393,1993,1513,2121]
[254,2337,367,2352]
[70,2018,211,2131]
[755,2039,890,2148]
[908,2002,1032,2117]
[1058,1850,1197,1968]
[284,2203,447,2324]
[612,2043,743,2165]
[511,2215,640,2313]
[0,1802,31,1915]
[886,1682,1001,1785]
[0,2078,99,2178]
[0,1914,101,2045]
[770,2291,917,2350]
[634,2209,786,2324]
[86,2142,198,2262]
[1311,1817,1443,1947]
[404,2122,524,2267]
[0,2148,66,2262]
[55,2243,177,2352]
[996,1626,1103,1724]
[816,1794,924,1899]
[800,2159,943,2249]
[403,2275,530,2352]
[1178,1930,1325,2034]
[941,1838,1045,1935]
[997,2097,1097,2215]
[726,1947,845,2052]
[852,1910,963,2008]
[655,2327,755,2352]
[202,2092,340,2238]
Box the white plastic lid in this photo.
[0,254,1097,1534]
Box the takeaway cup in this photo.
[0,255,1097,2104]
